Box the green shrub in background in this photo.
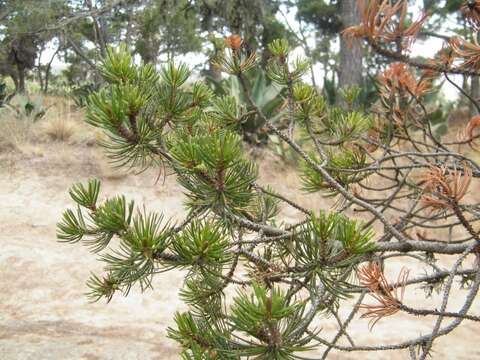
[206,69,285,145]
[0,80,13,108]
[2,94,48,122]
[71,83,101,108]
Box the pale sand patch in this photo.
[1,142,479,359]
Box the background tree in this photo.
[338,0,363,92]
[134,0,203,64]
[0,0,67,93]
[297,0,363,104]
[195,0,290,51]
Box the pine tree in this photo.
[57,39,378,358]
[58,1,480,356]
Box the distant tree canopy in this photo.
[0,0,294,93]
[297,0,342,35]
[0,0,67,92]
[134,0,203,63]
[0,0,478,117]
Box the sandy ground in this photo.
[1,137,480,359]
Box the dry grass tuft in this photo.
[0,115,34,152]
[41,116,78,142]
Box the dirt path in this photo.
[1,142,479,359]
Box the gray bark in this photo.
[338,0,363,104]
[471,76,479,116]
[17,65,26,94]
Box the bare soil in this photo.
[1,137,479,359]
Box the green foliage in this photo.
[322,77,337,105]
[3,94,48,122]
[296,0,342,36]
[86,272,119,303]
[292,83,374,189]
[100,209,170,294]
[213,47,259,75]
[179,270,226,320]
[101,45,159,90]
[339,86,362,109]
[292,82,327,124]
[57,178,173,299]
[169,283,314,360]
[323,79,379,110]
[301,148,368,196]
[172,220,231,268]
[85,46,161,169]
[247,186,280,223]
[0,0,67,92]
[193,0,293,50]
[266,44,309,86]
[58,39,383,359]
[68,179,100,210]
[71,83,100,108]
[268,39,291,59]
[168,312,234,359]
[248,72,284,121]
[289,211,375,297]
[207,69,285,143]
[169,129,257,213]
[230,283,312,359]
[320,108,373,143]
[134,0,202,63]
[210,95,245,128]
[427,107,449,138]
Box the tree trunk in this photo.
[44,65,51,93]
[337,0,363,106]
[460,75,470,109]
[37,66,44,92]
[43,47,60,94]
[471,76,480,116]
[17,65,26,94]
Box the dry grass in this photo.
[40,95,88,143]
[0,94,96,152]
[94,151,129,180]
[0,114,35,152]
[41,116,79,142]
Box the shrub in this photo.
[0,80,13,108]
[3,94,48,122]
[207,69,285,145]
[0,94,49,149]
[71,82,100,108]
[42,116,78,142]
